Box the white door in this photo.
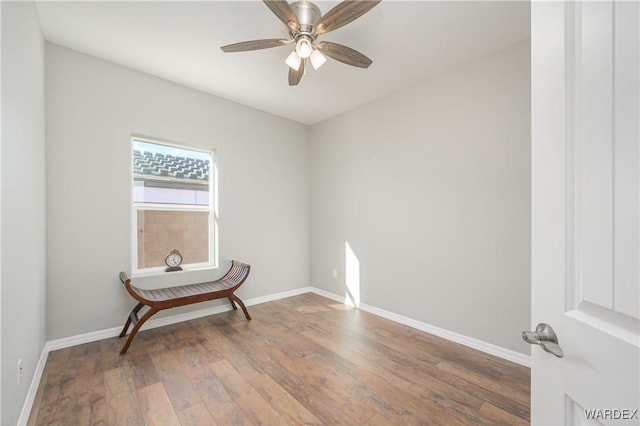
[531,1,639,425]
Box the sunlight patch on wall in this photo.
[345,241,360,307]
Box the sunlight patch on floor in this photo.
[329,304,354,310]
[295,305,332,313]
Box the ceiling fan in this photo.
[220,0,381,86]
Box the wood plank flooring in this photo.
[28,293,530,425]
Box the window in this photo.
[132,136,216,272]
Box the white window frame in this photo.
[130,135,217,275]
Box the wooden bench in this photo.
[118,260,251,354]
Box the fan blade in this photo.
[314,0,381,35]
[288,58,305,86]
[263,0,300,31]
[220,39,291,53]
[317,41,372,68]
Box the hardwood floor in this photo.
[28,293,530,425]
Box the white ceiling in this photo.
[36,1,530,125]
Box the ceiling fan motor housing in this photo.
[291,1,321,34]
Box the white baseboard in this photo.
[17,345,49,426]
[19,285,529,424]
[45,286,312,352]
[309,288,531,368]
[308,287,345,304]
[359,302,531,367]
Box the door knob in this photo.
[522,323,564,358]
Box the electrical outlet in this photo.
[332,269,338,279]
[17,358,23,385]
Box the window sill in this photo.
[131,264,219,279]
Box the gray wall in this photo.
[1,2,47,424]
[310,40,531,354]
[45,44,310,340]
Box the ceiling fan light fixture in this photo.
[309,49,327,70]
[285,51,302,71]
[295,35,313,59]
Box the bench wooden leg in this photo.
[228,297,238,310]
[230,294,251,320]
[120,307,159,355]
[119,303,144,338]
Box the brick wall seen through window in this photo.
[132,137,215,271]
